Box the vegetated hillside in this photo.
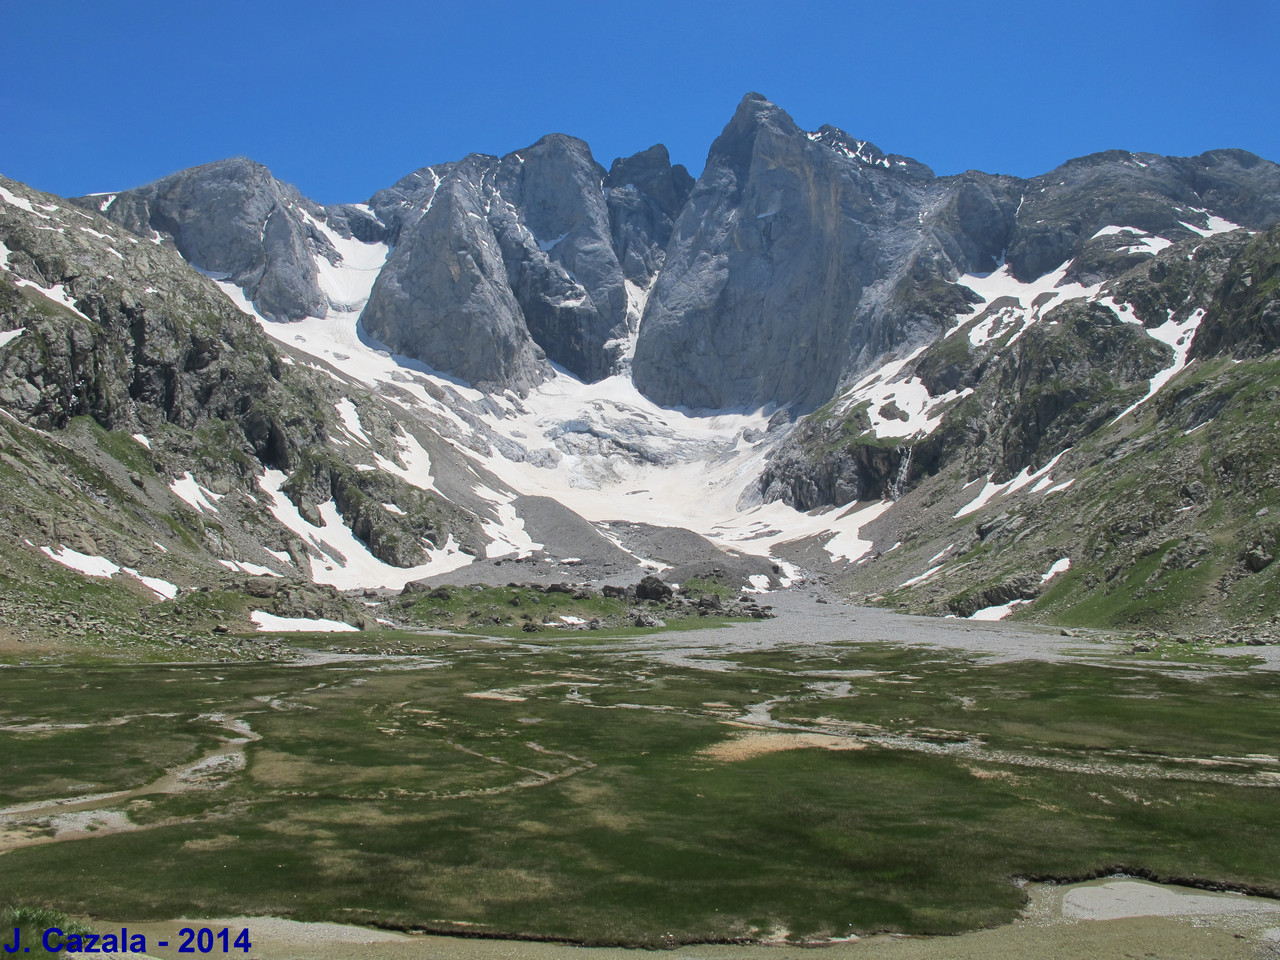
[801,226,1280,635]
[0,175,492,649]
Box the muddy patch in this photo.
[0,713,258,854]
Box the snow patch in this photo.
[0,185,40,214]
[335,398,370,445]
[170,472,224,514]
[774,561,802,588]
[953,262,1102,349]
[299,210,389,313]
[257,469,473,589]
[1178,210,1245,238]
[1090,225,1173,255]
[955,451,1068,518]
[826,346,973,441]
[131,433,151,449]
[969,600,1030,621]
[537,231,569,253]
[221,559,280,577]
[0,328,25,349]
[474,485,542,559]
[251,611,358,633]
[374,429,434,491]
[1041,557,1071,582]
[899,564,944,588]
[1111,309,1205,423]
[8,277,92,320]
[41,546,119,578]
[122,567,178,600]
[823,500,893,564]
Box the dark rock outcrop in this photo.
[634,574,673,601]
[605,144,694,285]
[1189,225,1280,359]
[946,574,1042,618]
[1,175,322,467]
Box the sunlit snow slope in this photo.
[199,204,1250,591]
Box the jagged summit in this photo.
[74,93,1280,412]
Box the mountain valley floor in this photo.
[1,593,1279,956]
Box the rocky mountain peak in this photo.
[77,157,340,323]
[807,124,935,180]
[5,95,1280,639]
[605,144,693,221]
[63,93,1280,417]
[631,93,963,411]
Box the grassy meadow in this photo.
[1,626,1278,946]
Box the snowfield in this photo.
[193,218,1233,592]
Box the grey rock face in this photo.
[362,134,692,389]
[631,94,1280,413]
[758,440,905,511]
[79,158,338,322]
[604,144,694,285]
[631,94,986,411]
[1009,149,1280,284]
[492,134,629,382]
[1189,224,1280,359]
[360,154,549,393]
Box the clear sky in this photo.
[2,0,1277,205]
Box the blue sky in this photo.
[2,0,1277,204]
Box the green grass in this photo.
[76,417,157,477]
[678,575,739,600]
[2,636,1279,945]
[0,906,95,957]
[393,582,750,638]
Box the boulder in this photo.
[635,575,673,601]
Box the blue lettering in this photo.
[42,927,63,952]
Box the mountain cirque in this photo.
[0,92,1278,644]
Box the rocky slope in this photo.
[782,226,1280,635]
[0,172,767,649]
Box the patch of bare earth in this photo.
[700,731,866,762]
